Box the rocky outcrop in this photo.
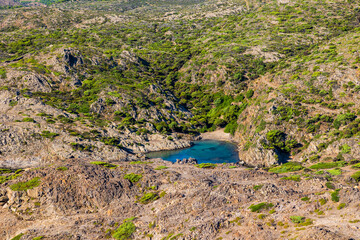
[1,159,359,240]
[175,157,197,164]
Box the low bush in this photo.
[56,166,68,171]
[281,175,301,181]
[337,203,346,210]
[309,161,346,169]
[248,202,274,212]
[154,166,168,170]
[331,189,340,202]
[253,185,263,191]
[268,162,303,173]
[327,168,342,175]
[351,171,360,182]
[10,177,40,191]
[139,192,160,204]
[196,163,216,169]
[112,218,136,240]
[22,117,35,123]
[290,216,305,223]
[40,131,59,139]
[124,173,142,183]
[90,161,117,169]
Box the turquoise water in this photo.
[146,140,239,164]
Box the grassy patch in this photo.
[40,131,59,139]
[154,166,168,170]
[253,185,263,191]
[10,177,40,191]
[90,161,117,169]
[281,175,301,181]
[139,192,160,204]
[301,196,310,201]
[327,168,342,175]
[268,162,303,173]
[248,202,274,212]
[129,161,153,165]
[337,203,346,210]
[196,163,216,169]
[309,161,346,170]
[22,117,35,123]
[32,237,44,240]
[124,173,142,183]
[0,168,12,174]
[56,166,68,171]
[319,198,328,205]
[325,182,335,189]
[112,218,136,240]
[331,189,340,202]
[0,174,21,184]
[11,233,24,240]
[290,216,305,223]
[351,171,360,182]
[351,163,360,169]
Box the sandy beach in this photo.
[200,129,237,143]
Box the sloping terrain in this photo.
[1,159,360,240]
[1,0,360,239]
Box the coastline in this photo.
[200,129,238,143]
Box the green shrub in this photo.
[245,89,254,99]
[32,237,44,240]
[0,174,21,184]
[301,196,310,201]
[281,175,301,181]
[253,185,263,191]
[11,233,24,240]
[40,131,59,139]
[154,166,168,170]
[325,182,335,189]
[337,203,346,210]
[351,171,360,182]
[339,144,351,154]
[139,192,160,204]
[124,173,142,183]
[331,189,340,202]
[0,168,12,174]
[196,163,216,169]
[263,130,298,153]
[90,161,117,169]
[319,198,327,205]
[290,216,305,223]
[327,168,342,175]
[268,162,303,173]
[351,163,360,169]
[129,161,152,165]
[56,166,68,171]
[22,117,35,123]
[248,202,274,212]
[309,161,346,170]
[224,121,238,135]
[10,177,40,191]
[112,219,136,240]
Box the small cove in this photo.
[146,140,239,164]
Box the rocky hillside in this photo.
[1,159,360,239]
[1,0,360,239]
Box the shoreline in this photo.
[200,129,238,143]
